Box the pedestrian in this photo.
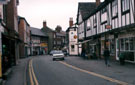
[103,47,110,67]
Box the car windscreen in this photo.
[53,51,63,54]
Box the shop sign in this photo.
[40,43,47,47]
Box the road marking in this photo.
[29,59,39,85]
[59,61,129,85]
[29,60,34,85]
[31,59,39,85]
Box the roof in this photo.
[41,26,54,32]
[77,1,113,22]
[18,16,30,26]
[66,24,78,32]
[77,2,96,22]
[56,32,65,37]
[30,27,48,37]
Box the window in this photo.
[54,41,56,44]
[71,45,75,52]
[112,0,118,17]
[120,39,124,50]
[74,28,76,31]
[120,37,135,51]
[125,38,129,50]
[93,15,97,26]
[87,19,91,31]
[122,0,130,12]
[71,32,74,34]
[54,34,56,38]
[57,41,61,45]
[110,39,115,54]
[129,37,134,50]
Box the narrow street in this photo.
[27,55,135,85]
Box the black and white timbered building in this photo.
[77,0,135,62]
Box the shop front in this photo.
[116,32,135,62]
[100,34,116,59]
[40,43,48,54]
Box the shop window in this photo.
[120,39,124,51]
[129,37,134,50]
[71,45,75,52]
[125,38,129,50]
[110,39,115,54]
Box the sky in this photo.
[18,0,104,31]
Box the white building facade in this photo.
[68,25,78,55]
[77,0,135,62]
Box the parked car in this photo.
[62,50,68,56]
[52,50,65,61]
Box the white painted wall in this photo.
[68,28,78,55]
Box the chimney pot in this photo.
[69,17,73,27]
[43,21,47,28]
[96,0,100,7]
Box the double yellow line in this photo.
[29,59,39,85]
[59,61,129,85]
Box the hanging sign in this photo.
[105,25,111,29]
[74,35,77,39]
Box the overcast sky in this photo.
[18,0,104,31]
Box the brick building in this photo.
[18,16,31,58]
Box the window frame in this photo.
[121,0,130,14]
[112,0,118,18]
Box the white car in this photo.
[52,50,65,61]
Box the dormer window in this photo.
[122,0,130,13]
[112,0,118,17]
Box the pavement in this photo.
[2,55,135,85]
[3,57,31,85]
[64,56,135,85]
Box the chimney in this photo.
[43,21,47,28]
[96,0,100,7]
[69,18,73,27]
